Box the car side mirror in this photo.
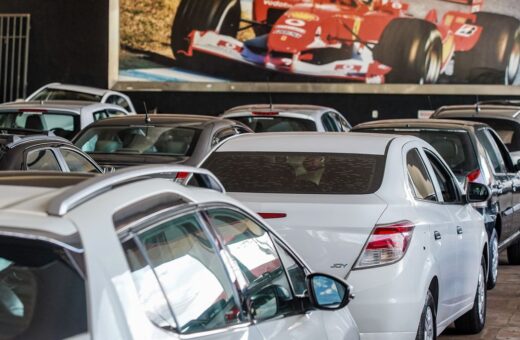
[466,182,491,203]
[307,273,353,310]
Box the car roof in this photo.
[0,134,71,149]
[434,105,520,120]
[223,104,336,117]
[42,83,111,97]
[0,100,123,113]
[86,114,232,127]
[354,118,488,132]
[215,132,402,155]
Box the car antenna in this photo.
[266,75,273,110]
[143,101,151,123]
[475,95,481,113]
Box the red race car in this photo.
[171,0,520,84]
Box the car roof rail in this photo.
[476,99,520,107]
[47,164,225,216]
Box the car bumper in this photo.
[359,331,416,340]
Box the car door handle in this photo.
[434,231,442,240]
[457,226,463,235]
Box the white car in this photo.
[26,83,136,113]
[0,101,131,139]
[199,132,491,340]
[221,104,351,132]
[0,165,359,340]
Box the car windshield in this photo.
[232,116,317,132]
[75,125,201,156]
[202,152,385,194]
[360,128,479,176]
[0,111,78,138]
[31,88,102,102]
[0,237,87,339]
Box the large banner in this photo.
[119,0,520,86]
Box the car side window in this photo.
[476,129,507,174]
[321,113,339,132]
[93,109,126,121]
[333,112,351,132]
[212,128,237,147]
[122,212,242,334]
[106,95,131,112]
[406,148,437,201]
[206,208,301,320]
[60,148,98,173]
[487,129,515,172]
[424,150,460,203]
[274,240,307,296]
[26,149,61,171]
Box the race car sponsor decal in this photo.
[456,24,478,37]
[275,24,306,34]
[272,29,303,39]
[263,0,292,8]
[217,40,242,53]
[287,11,319,22]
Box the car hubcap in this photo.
[424,306,434,340]
[492,235,499,283]
[478,264,486,323]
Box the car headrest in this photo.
[25,115,44,131]
[431,139,461,166]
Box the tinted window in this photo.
[0,112,77,137]
[105,95,131,112]
[26,149,61,171]
[0,237,87,339]
[60,149,98,173]
[457,118,520,152]
[361,128,478,178]
[233,116,317,132]
[476,129,507,173]
[75,126,201,156]
[322,113,340,132]
[424,150,459,203]
[31,89,101,102]
[203,152,386,194]
[212,128,237,147]
[407,149,436,201]
[207,209,299,320]
[92,109,126,121]
[333,112,351,132]
[123,213,241,334]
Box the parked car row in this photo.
[1,84,520,339]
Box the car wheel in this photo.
[171,0,241,64]
[454,257,487,334]
[507,239,520,265]
[416,290,436,340]
[487,228,499,289]
[373,18,442,84]
[454,12,520,84]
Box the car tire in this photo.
[171,0,241,64]
[454,12,520,84]
[507,239,520,265]
[454,257,487,334]
[373,18,442,84]
[416,290,436,340]
[487,228,499,289]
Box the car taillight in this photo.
[257,212,287,219]
[354,221,414,269]
[175,171,190,182]
[466,169,481,183]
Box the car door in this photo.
[120,210,263,339]
[423,148,481,305]
[405,146,460,322]
[204,207,335,340]
[486,128,520,241]
[476,128,515,241]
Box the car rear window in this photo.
[75,125,201,156]
[0,237,87,339]
[0,111,78,138]
[31,89,102,102]
[451,118,520,152]
[359,128,479,177]
[232,116,317,132]
[202,152,385,194]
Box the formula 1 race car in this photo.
[171,0,520,84]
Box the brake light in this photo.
[257,212,287,219]
[466,169,481,183]
[354,221,414,269]
[252,111,278,116]
[175,171,190,181]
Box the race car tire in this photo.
[171,0,241,63]
[374,18,442,84]
[454,12,520,84]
